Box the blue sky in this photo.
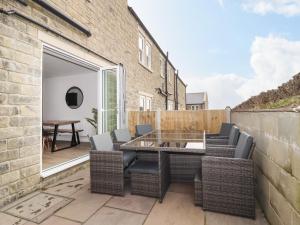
[128,0,300,108]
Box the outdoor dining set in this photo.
[89,123,256,219]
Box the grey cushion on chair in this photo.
[234,132,254,159]
[219,123,234,136]
[123,151,137,168]
[90,133,136,168]
[114,129,132,142]
[136,124,153,136]
[228,126,240,146]
[90,133,114,151]
[129,160,158,174]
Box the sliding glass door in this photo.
[100,65,126,134]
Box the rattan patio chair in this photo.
[206,125,240,146]
[206,122,234,139]
[129,152,170,201]
[135,124,157,162]
[89,133,136,196]
[201,132,256,219]
[135,124,153,137]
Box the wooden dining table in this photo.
[43,120,80,152]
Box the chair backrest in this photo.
[135,124,153,136]
[228,126,240,146]
[234,132,254,159]
[113,128,132,142]
[90,133,114,151]
[219,123,234,136]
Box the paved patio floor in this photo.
[0,168,269,225]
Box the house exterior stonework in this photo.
[0,0,186,206]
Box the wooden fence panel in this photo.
[128,110,227,134]
[128,111,156,136]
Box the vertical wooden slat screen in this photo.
[128,110,227,135]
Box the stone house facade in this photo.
[186,92,208,110]
[0,0,186,206]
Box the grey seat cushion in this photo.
[129,160,158,174]
[194,170,202,182]
[90,133,114,151]
[234,132,254,159]
[114,129,132,142]
[136,124,153,136]
[228,126,240,146]
[219,123,234,136]
[123,151,136,168]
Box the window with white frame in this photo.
[160,57,165,78]
[168,67,171,83]
[138,34,144,64]
[138,32,152,70]
[168,100,174,110]
[145,42,151,69]
[191,105,199,111]
[139,95,152,111]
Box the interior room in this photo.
[42,48,99,170]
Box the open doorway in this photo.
[41,45,126,177]
[42,46,100,174]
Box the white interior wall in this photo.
[43,70,98,142]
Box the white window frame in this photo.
[139,93,152,111]
[146,97,152,111]
[139,95,146,111]
[168,67,171,83]
[145,42,151,69]
[168,100,174,111]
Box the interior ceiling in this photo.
[43,53,96,78]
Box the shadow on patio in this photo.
[0,168,269,225]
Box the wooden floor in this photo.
[42,141,90,169]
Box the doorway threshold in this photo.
[41,155,89,178]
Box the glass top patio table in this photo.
[120,130,206,154]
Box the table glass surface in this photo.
[121,130,206,153]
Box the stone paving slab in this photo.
[0,168,270,225]
[205,209,270,225]
[55,185,111,223]
[144,192,205,225]
[26,216,80,225]
[0,212,27,225]
[83,207,146,225]
[168,183,194,194]
[105,193,156,215]
[3,193,73,224]
[43,171,89,197]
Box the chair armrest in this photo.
[205,146,235,158]
[206,139,229,145]
[207,135,229,139]
[206,133,219,137]
[202,156,254,185]
[113,142,126,150]
[206,133,229,138]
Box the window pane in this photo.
[102,69,118,133]
[139,36,144,50]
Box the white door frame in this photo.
[98,64,126,134]
[41,43,103,178]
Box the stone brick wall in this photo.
[177,80,186,110]
[0,0,186,206]
[0,10,42,206]
[232,111,300,225]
